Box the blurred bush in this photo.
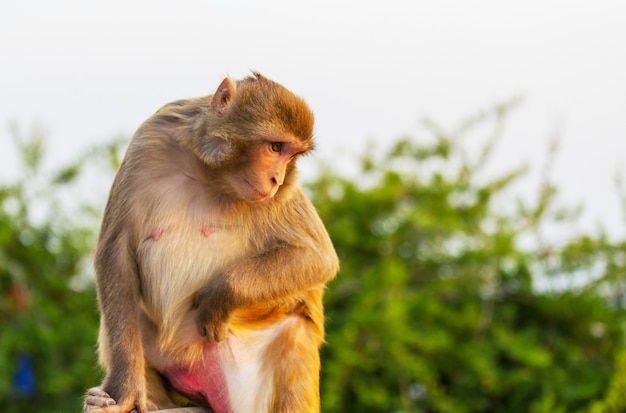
[0,125,123,412]
[311,102,626,412]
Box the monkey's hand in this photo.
[194,285,233,342]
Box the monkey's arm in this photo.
[94,217,148,412]
[196,194,339,342]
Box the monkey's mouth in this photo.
[243,180,271,201]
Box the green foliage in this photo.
[0,125,124,412]
[309,103,626,412]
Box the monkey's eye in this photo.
[270,142,283,153]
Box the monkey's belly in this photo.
[164,343,231,413]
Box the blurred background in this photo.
[1,1,626,412]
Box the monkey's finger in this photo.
[87,387,113,399]
[83,407,127,413]
[212,323,229,342]
[197,323,220,342]
[200,323,224,342]
[85,395,116,407]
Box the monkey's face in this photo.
[226,138,308,202]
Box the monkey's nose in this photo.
[271,173,285,187]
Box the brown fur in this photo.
[84,73,339,413]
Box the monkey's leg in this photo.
[264,314,323,413]
[145,367,179,410]
[218,314,322,413]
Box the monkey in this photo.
[83,73,339,413]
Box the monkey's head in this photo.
[197,73,315,202]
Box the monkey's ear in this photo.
[200,137,234,167]
[210,78,237,114]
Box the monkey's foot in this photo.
[84,387,138,413]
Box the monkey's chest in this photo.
[136,223,254,312]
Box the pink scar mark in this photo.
[150,228,163,241]
[200,226,214,238]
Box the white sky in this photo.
[1,0,625,237]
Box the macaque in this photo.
[84,73,339,413]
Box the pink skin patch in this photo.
[200,226,213,238]
[150,228,163,241]
[163,343,231,413]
